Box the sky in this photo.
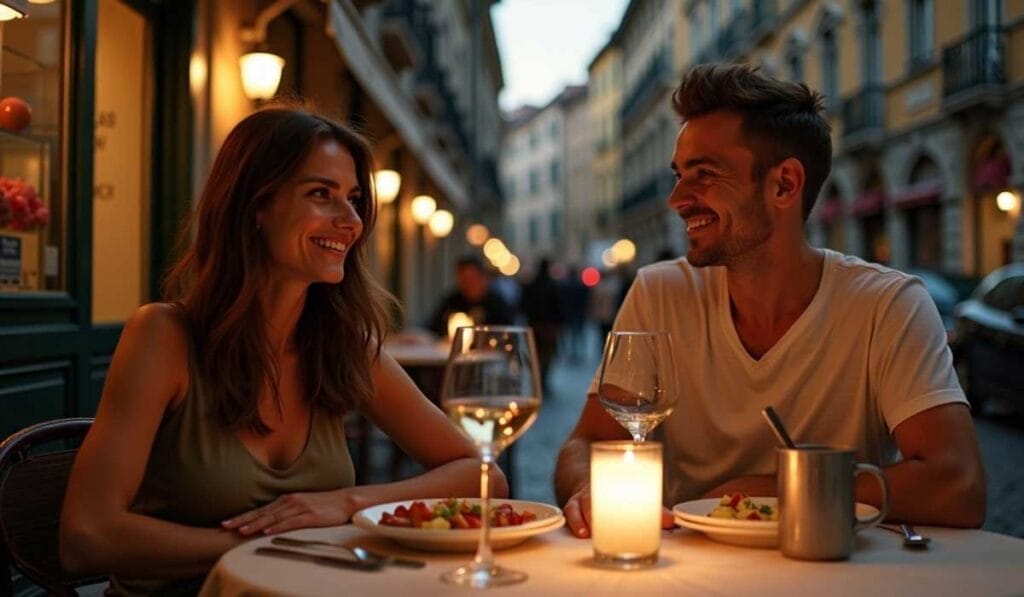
[491,0,630,112]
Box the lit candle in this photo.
[447,312,474,341]
[590,441,662,568]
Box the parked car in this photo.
[953,263,1024,412]
[906,268,962,334]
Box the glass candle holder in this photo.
[590,441,662,569]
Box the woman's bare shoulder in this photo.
[116,303,192,389]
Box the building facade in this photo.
[501,86,585,270]
[617,0,688,264]
[587,33,624,266]
[689,0,1023,277]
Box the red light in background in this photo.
[581,267,601,287]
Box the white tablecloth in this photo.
[199,524,1024,596]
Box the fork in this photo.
[271,537,427,568]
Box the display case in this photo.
[0,128,52,292]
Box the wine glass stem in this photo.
[472,456,495,569]
[633,433,647,442]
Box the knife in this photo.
[271,536,427,569]
[254,546,383,571]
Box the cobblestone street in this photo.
[509,326,1024,539]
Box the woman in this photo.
[59,106,499,595]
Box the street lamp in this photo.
[410,195,436,225]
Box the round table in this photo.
[199,523,1024,596]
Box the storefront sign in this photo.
[0,235,22,287]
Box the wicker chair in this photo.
[0,418,104,596]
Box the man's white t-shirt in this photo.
[589,249,967,505]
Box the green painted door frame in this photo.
[0,0,194,439]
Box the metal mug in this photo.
[777,445,889,561]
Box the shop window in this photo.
[0,2,66,293]
[91,0,153,323]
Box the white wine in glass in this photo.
[440,325,542,588]
[598,331,676,442]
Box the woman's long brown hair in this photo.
[162,106,397,434]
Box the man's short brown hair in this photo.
[671,63,832,220]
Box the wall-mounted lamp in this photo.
[238,0,299,101]
[374,169,401,204]
[996,190,1020,213]
[466,223,489,246]
[0,0,28,20]
[239,52,285,100]
[428,209,454,238]
[411,195,436,225]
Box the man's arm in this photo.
[554,396,633,537]
[858,403,985,527]
[702,403,986,527]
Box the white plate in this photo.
[352,499,565,552]
[675,517,778,548]
[673,498,881,549]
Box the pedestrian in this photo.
[519,257,565,393]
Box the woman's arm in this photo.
[225,351,500,536]
[59,304,246,578]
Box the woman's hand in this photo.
[222,489,357,536]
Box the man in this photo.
[520,257,565,391]
[555,64,985,536]
[427,256,514,337]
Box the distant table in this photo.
[200,524,1024,596]
[384,340,451,369]
[350,341,452,484]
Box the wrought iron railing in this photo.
[749,0,777,32]
[621,52,668,124]
[942,27,1006,98]
[841,86,884,139]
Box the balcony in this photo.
[619,175,672,214]
[716,10,749,59]
[621,53,669,126]
[379,0,431,71]
[942,27,1006,111]
[841,86,884,150]
[749,0,777,41]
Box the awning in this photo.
[890,179,942,210]
[852,189,886,217]
[817,198,843,223]
[971,156,1010,193]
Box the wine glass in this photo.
[440,325,542,588]
[597,331,676,442]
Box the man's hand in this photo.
[564,483,675,538]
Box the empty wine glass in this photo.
[440,325,542,588]
[598,331,676,442]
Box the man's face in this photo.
[457,264,489,302]
[668,111,772,267]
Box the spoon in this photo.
[899,524,932,549]
[761,406,796,449]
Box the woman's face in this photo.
[256,139,364,286]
